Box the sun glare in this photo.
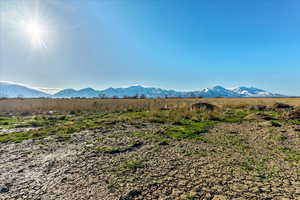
[22,19,47,49]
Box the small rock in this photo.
[278,198,290,200]
[259,121,281,127]
[229,131,239,134]
[0,187,9,193]
[271,121,282,127]
[121,189,142,200]
[259,121,273,127]
[22,139,34,146]
[171,189,183,197]
[294,187,300,195]
[245,113,270,121]
[85,144,94,148]
[245,113,260,120]
[48,110,54,115]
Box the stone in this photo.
[0,187,9,193]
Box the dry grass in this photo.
[0,98,300,114]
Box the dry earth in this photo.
[0,114,300,200]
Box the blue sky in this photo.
[0,0,300,95]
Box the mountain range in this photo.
[0,81,286,98]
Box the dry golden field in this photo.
[1,98,300,113]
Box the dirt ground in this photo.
[1,115,299,200]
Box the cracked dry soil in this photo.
[0,120,300,200]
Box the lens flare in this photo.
[22,19,47,48]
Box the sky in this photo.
[0,0,300,95]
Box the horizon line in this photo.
[0,80,265,95]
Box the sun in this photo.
[22,19,47,49]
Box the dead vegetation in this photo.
[1,98,300,114]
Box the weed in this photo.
[277,146,300,162]
[267,129,287,141]
[221,109,248,123]
[120,160,143,172]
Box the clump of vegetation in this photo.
[120,160,143,172]
[220,109,248,122]
[240,157,273,179]
[273,103,294,110]
[249,104,268,111]
[190,102,216,112]
[284,108,300,120]
[164,120,217,140]
[277,146,300,162]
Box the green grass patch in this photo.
[254,110,281,119]
[164,120,217,140]
[0,130,50,143]
[240,156,273,179]
[0,113,109,143]
[220,109,248,123]
[119,111,149,121]
[0,116,20,128]
[288,120,300,125]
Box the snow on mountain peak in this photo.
[228,86,276,97]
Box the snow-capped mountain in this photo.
[54,85,285,98]
[0,81,50,98]
[0,81,286,98]
[197,86,239,97]
[229,87,285,97]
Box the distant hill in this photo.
[0,81,286,98]
[0,81,50,98]
[54,88,99,98]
